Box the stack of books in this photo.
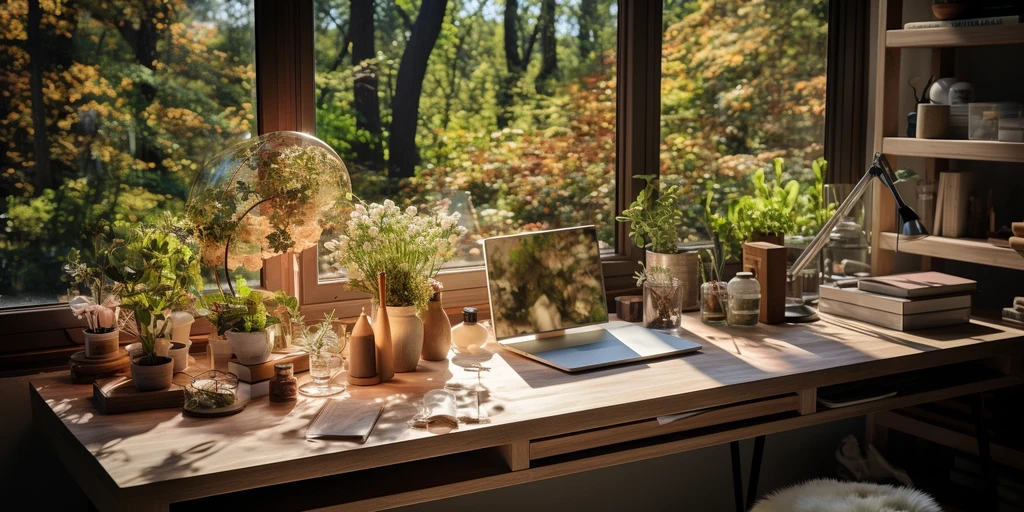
[228,350,310,399]
[904,15,1019,29]
[819,271,976,331]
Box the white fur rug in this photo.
[750,478,942,512]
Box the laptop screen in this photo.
[483,225,609,340]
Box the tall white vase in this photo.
[388,306,423,373]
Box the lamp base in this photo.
[785,303,820,323]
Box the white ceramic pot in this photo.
[130,356,174,391]
[168,311,195,344]
[225,329,275,365]
[83,329,120,359]
[388,306,424,373]
[166,340,192,373]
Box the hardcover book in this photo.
[819,285,972,315]
[819,300,971,331]
[228,351,309,383]
[92,375,186,414]
[904,15,1019,29]
[856,271,977,299]
[305,399,384,443]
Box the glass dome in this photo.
[186,131,352,280]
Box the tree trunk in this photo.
[387,0,449,180]
[351,0,384,169]
[28,0,52,194]
[578,0,597,61]
[536,0,558,94]
[498,0,527,128]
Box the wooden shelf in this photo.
[882,138,1024,163]
[887,24,1024,48]
[878,233,1024,271]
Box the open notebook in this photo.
[305,399,384,443]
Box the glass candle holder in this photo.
[643,278,682,330]
[184,370,239,411]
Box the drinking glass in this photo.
[299,353,345,397]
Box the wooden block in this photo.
[614,295,643,322]
[498,441,530,471]
[798,388,817,415]
[68,349,130,384]
[92,375,185,414]
[742,241,787,324]
[228,351,309,383]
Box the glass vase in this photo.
[700,281,728,325]
[643,278,682,331]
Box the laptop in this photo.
[482,225,702,372]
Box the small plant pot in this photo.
[225,329,275,365]
[166,341,192,373]
[130,356,174,391]
[84,329,120,359]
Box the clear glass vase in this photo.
[700,281,728,325]
[643,278,682,331]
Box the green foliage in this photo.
[793,157,836,236]
[616,175,683,254]
[202,279,282,336]
[294,311,343,356]
[728,159,800,242]
[633,262,675,288]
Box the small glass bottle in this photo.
[269,362,297,402]
[700,280,728,325]
[727,272,761,328]
[451,307,489,355]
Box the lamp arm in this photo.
[787,169,876,282]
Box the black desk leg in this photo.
[972,393,997,510]
[746,435,766,510]
[731,441,745,512]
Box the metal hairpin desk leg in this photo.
[731,436,767,512]
[972,393,997,510]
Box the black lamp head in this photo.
[897,205,928,236]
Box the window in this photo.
[660,0,829,254]
[0,0,257,309]
[310,0,619,296]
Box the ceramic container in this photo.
[421,292,452,361]
[727,272,761,328]
[225,329,275,365]
[388,306,423,372]
[130,356,174,391]
[452,307,489,355]
[916,104,949,139]
[83,329,120,359]
[166,340,192,373]
[168,311,195,344]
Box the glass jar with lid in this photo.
[727,272,761,328]
[823,216,870,282]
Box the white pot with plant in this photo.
[63,241,121,360]
[293,311,346,397]
[323,199,467,373]
[106,221,204,391]
[616,174,699,311]
[219,291,279,365]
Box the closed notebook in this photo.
[305,399,384,443]
[819,285,972,315]
[856,271,976,298]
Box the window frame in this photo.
[1,0,864,357]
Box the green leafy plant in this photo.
[728,159,800,242]
[293,311,343,356]
[323,199,466,310]
[633,262,675,287]
[104,223,204,365]
[793,157,836,236]
[616,174,683,254]
[201,279,281,336]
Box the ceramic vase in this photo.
[166,340,191,373]
[130,356,174,391]
[168,311,195,344]
[645,250,699,311]
[83,329,120,359]
[421,292,452,361]
[388,306,423,372]
[225,328,275,365]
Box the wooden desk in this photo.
[30,313,1024,511]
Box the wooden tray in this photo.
[69,349,130,384]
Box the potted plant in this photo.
[267,290,302,352]
[107,224,204,391]
[616,175,698,306]
[728,158,799,247]
[699,194,729,325]
[323,199,466,372]
[63,236,121,360]
[203,282,281,365]
[633,263,681,330]
[293,311,346,397]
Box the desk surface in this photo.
[30,313,1024,511]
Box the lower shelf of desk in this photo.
[174,362,1021,512]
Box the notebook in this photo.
[856,271,976,298]
[305,399,384,443]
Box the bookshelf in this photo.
[878,233,1024,271]
[870,0,1024,277]
[886,23,1024,48]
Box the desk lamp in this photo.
[785,152,928,321]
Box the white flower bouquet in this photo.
[324,200,467,309]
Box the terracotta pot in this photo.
[130,356,174,391]
[166,341,191,373]
[84,329,120,359]
[225,329,275,365]
[421,293,452,361]
[388,306,423,372]
[645,250,699,311]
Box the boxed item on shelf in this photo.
[998,105,1024,142]
[949,104,969,140]
[969,102,1021,141]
